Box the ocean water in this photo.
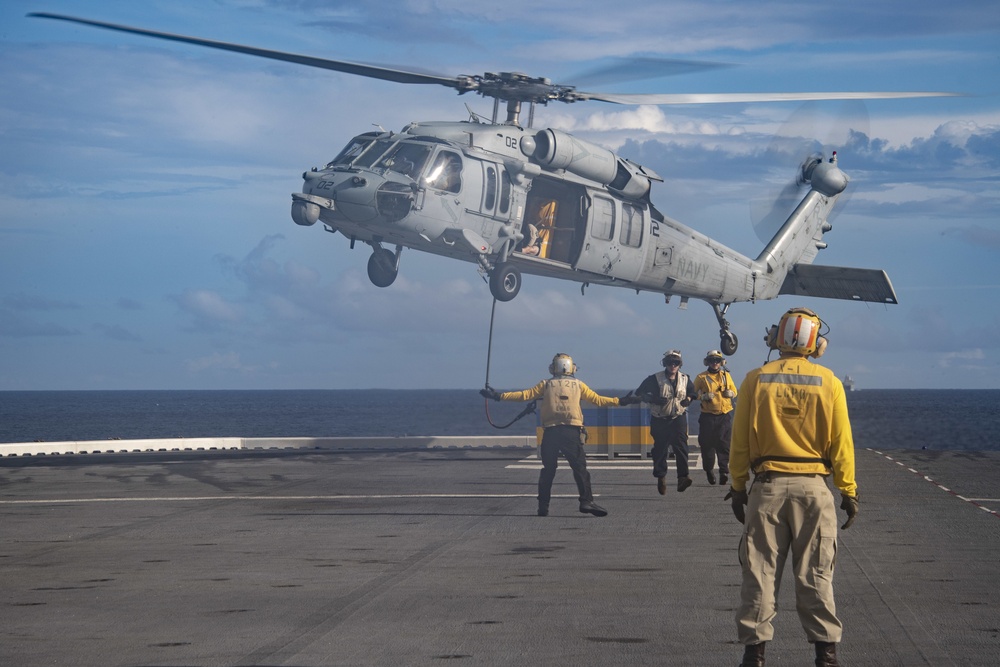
[1,389,998,451]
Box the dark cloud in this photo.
[941,224,1000,251]
[93,323,143,342]
[0,309,79,337]
[2,293,80,312]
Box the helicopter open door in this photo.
[519,177,583,264]
[572,194,646,282]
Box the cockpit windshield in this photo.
[325,133,378,168]
[352,139,395,169]
[373,142,432,179]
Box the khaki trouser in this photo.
[736,473,843,645]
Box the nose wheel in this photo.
[713,303,739,355]
[367,245,400,287]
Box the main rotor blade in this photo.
[30,13,960,107]
[563,56,733,87]
[28,13,465,89]
[580,91,960,105]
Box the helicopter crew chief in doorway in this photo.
[693,349,738,486]
[633,350,697,494]
[726,308,858,667]
[481,353,639,517]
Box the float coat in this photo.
[649,371,690,419]
[500,378,619,427]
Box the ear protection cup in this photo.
[811,335,828,359]
[765,325,780,350]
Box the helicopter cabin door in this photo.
[573,194,645,282]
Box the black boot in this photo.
[814,641,839,667]
[579,500,608,517]
[537,502,549,517]
[738,642,765,667]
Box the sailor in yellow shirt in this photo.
[726,308,859,667]
[481,353,639,517]
[693,349,738,486]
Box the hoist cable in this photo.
[483,297,536,429]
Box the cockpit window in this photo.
[326,135,376,167]
[374,142,432,179]
[353,139,395,169]
[424,151,463,193]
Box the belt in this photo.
[754,470,825,482]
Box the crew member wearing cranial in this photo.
[726,307,859,667]
[694,349,738,486]
[480,353,639,517]
[633,350,697,494]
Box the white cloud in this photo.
[174,289,243,327]
[185,350,250,374]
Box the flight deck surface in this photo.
[1,444,998,666]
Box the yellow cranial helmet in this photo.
[549,353,577,376]
[766,307,828,358]
[704,350,725,366]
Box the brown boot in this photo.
[738,642,766,667]
[814,641,839,667]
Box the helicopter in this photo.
[29,13,956,355]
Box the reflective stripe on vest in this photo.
[759,373,823,386]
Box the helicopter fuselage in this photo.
[288,119,879,355]
[290,120,797,316]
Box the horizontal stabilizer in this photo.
[779,264,898,304]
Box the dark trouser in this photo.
[698,411,732,474]
[538,425,593,505]
[650,415,689,480]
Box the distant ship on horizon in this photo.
[843,375,856,391]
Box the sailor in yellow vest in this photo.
[633,349,697,494]
[481,353,639,517]
[694,350,738,486]
[726,308,859,667]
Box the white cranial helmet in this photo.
[549,353,577,376]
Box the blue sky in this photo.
[2,0,998,390]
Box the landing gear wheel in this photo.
[721,331,738,356]
[367,248,398,288]
[489,262,521,302]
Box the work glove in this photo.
[680,397,693,407]
[640,393,668,406]
[617,391,640,406]
[840,494,859,529]
[722,390,736,398]
[479,386,501,401]
[724,488,748,524]
[700,391,716,401]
